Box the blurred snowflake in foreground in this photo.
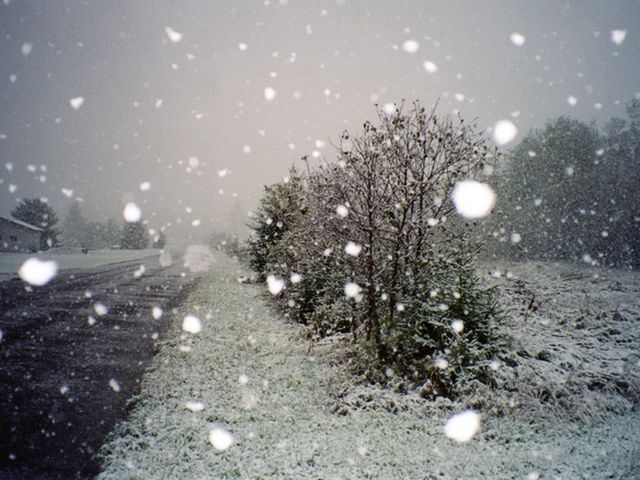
[451,181,496,219]
[18,258,58,286]
[444,410,480,443]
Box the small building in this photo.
[0,216,43,252]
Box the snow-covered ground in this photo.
[0,248,159,282]
[97,254,640,479]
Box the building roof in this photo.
[0,216,43,232]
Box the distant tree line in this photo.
[11,199,167,251]
[248,101,503,399]
[494,99,640,269]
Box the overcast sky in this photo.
[1,0,638,242]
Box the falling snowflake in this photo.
[344,282,361,298]
[510,32,526,46]
[185,401,205,412]
[18,258,58,286]
[208,428,234,451]
[21,43,33,56]
[61,188,74,197]
[336,205,349,218]
[264,87,277,102]
[451,181,496,219]
[139,181,151,191]
[182,315,202,334]
[69,97,85,110]
[444,410,480,443]
[159,251,173,267]
[267,275,285,295]
[383,103,396,115]
[109,379,121,393]
[344,242,362,257]
[152,306,163,320]
[493,120,518,146]
[123,202,142,223]
[402,39,419,53]
[290,273,302,284]
[94,302,108,316]
[238,42,248,50]
[165,26,183,43]
[243,145,252,154]
[567,95,578,106]
[451,319,464,333]
[423,61,438,74]
[133,264,146,279]
[611,29,627,45]
[217,169,229,177]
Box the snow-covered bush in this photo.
[251,101,503,397]
[247,168,307,281]
[120,221,148,249]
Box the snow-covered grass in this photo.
[97,255,640,479]
[0,248,159,282]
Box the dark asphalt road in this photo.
[0,252,205,479]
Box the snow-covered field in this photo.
[97,254,640,479]
[0,248,159,282]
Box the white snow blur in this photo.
[402,39,419,53]
[165,26,183,43]
[510,32,526,46]
[423,61,438,73]
[264,87,277,102]
[182,314,202,334]
[18,258,58,286]
[611,29,627,45]
[266,274,285,295]
[451,319,464,333]
[208,428,234,451]
[183,245,214,272]
[185,401,205,412]
[159,251,173,267]
[451,181,496,219]
[69,97,85,110]
[444,410,480,443]
[123,202,142,223]
[493,120,518,146]
[93,302,108,316]
[151,306,163,320]
[344,282,361,298]
[344,242,362,257]
[109,379,121,393]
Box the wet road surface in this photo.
[0,252,204,479]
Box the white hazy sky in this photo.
[1,0,638,241]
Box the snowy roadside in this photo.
[98,254,640,479]
[0,248,160,282]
